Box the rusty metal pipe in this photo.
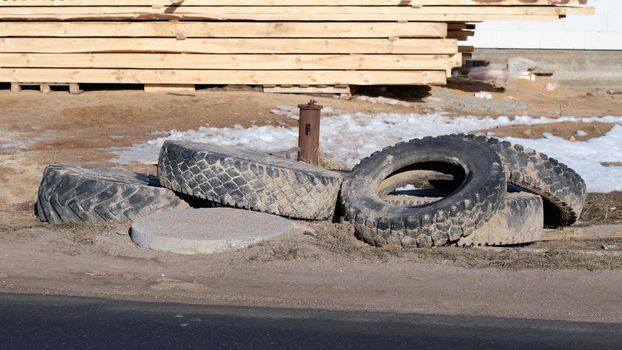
[297,100,322,165]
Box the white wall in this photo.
[467,0,622,50]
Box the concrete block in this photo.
[130,208,313,255]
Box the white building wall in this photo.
[467,0,622,50]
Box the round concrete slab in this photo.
[130,208,312,255]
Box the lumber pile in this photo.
[0,1,592,91]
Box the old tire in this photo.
[36,164,185,224]
[157,141,343,220]
[457,192,544,246]
[464,135,586,227]
[386,192,544,246]
[342,135,506,247]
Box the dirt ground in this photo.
[1,79,622,323]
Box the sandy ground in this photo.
[1,79,622,323]
[1,210,621,323]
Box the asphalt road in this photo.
[1,294,620,350]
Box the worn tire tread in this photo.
[463,135,586,227]
[342,135,506,247]
[157,141,343,220]
[36,164,184,224]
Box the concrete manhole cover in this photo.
[130,208,312,255]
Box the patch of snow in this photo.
[0,131,44,150]
[502,125,622,193]
[270,105,342,120]
[355,95,416,107]
[474,91,493,100]
[110,111,622,192]
[270,105,300,120]
[575,130,588,137]
[395,184,420,192]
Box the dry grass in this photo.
[307,221,622,270]
[17,203,622,271]
[580,192,622,225]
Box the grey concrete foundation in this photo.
[130,208,312,255]
[473,49,622,91]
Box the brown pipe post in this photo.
[297,100,322,165]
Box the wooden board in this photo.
[0,0,415,5]
[0,6,588,16]
[0,0,588,6]
[0,21,447,38]
[0,68,448,85]
[0,6,585,21]
[447,29,474,40]
[0,38,458,54]
[8,81,82,94]
[449,52,463,68]
[0,0,593,89]
[0,53,453,70]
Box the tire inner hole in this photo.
[378,161,467,207]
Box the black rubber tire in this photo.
[36,164,185,224]
[457,192,544,246]
[157,141,344,220]
[383,195,441,207]
[463,135,586,227]
[341,135,507,247]
[385,192,544,246]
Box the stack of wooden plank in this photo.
[0,1,592,90]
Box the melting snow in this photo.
[110,110,622,193]
[354,95,417,107]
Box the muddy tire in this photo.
[341,135,506,247]
[385,192,544,246]
[463,135,586,227]
[383,195,443,207]
[157,141,343,220]
[36,164,185,224]
[458,192,543,246]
